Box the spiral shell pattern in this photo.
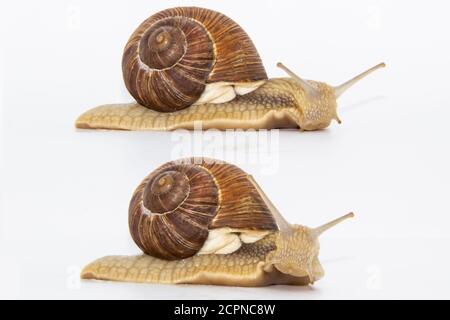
[122,7,268,112]
[129,158,278,260]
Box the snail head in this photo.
[267,212,354,284]
[277,62,385,131]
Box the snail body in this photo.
[81,158,354,286]
[75,7,385,131]
[76,78,331,131]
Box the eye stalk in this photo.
[277,62,385,99]
[277,62,318,97]
[312,212,355,238]
[334,63,386,98]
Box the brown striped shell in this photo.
[129,158,278,260]
[122,7,268,112]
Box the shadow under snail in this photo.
[75,6,385,132]
[81,158,354,286]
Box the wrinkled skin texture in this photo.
[81,225,323,286]
[76,78,339,131]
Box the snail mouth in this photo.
[262,263,314,286]
[269,261,323,285]
[272,263,310,278]
[311,256,324,282]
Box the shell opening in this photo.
[198,228,271,255]
[193,81,266,105]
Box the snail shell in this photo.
[122,7,267,112]
[128,157,278,260]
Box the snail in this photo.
[75,6,385,132]
[81,158,354,286]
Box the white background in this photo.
[1,0,449,299]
